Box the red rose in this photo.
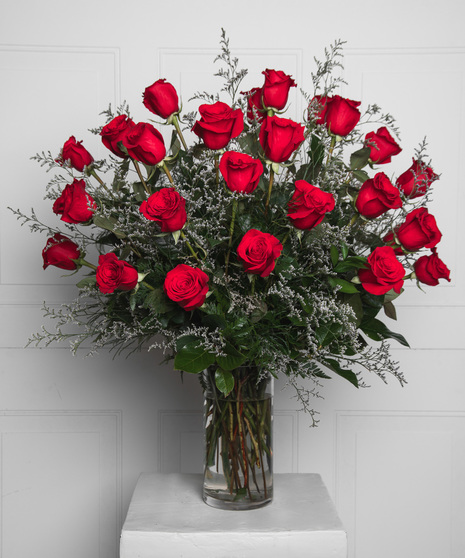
[241,87,265,122]
[123,122,166,166]
[261,69,296,111]
[192,101,244,150]
[396,158,438,198]
[96,253,138,294]
[219,151,264,194]
[61,136,93,172]
[287,180,335,230]
[100,115,135,158]
[164,264,209,311]
[42,233,81,270]
[310,95,330,124]
[355,172,402,219]
[143,79,180,119]
[358,246,405,295]
[139,188,187,232]
[414,248,451,286]
[365,127,402,164]
[259,115,305,163]
[237,229,283,277]
[395,207,442,252]
[322,95,361,136]
[53,179,96,224]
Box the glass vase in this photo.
[202,367,273,510]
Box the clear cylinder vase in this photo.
[202,366,273,510]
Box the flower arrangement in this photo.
[13,33,450,415]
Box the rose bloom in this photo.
[219,151,263,194]
[414,248,451,286]
[42,233,81,270]
[139,188,187,232]
[395,207,442,252]
[310,95,330,124]
[241,87,265,122]
[358,246,405,295]
[53,179,97,224]
[61,136,93,171]
[261,69,296,111]
[143,79,179,119]
[287,180,335,230]
[123,122,166,166]
[164,264,209,311]
[396,158,438,198]
[237,229,283,277]
[96,253,138,294]
[321,95,361,136]
[365,127,402,164]
[355,172,402,219]
[259,115,305,163]
[192,101,244,150]
[100,115,135,158]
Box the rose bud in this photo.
[219,151,264,194]
[355,172,402,219]
[139,187,187,232]
[261,69,296,111]
[237,229,283,277]
[414,248,451,286]
[241,87,265,122]
[358,246,405,296]
[395,207,442,252]
[396,158,438,198]
[96,253,138,294]
[365,127,402,164]
[143,79,180,120]
[61,136,94,172]
[287,180,335,230]
[123,122,166,166]
[309,95,330,124]
[53,179,97,224]
[164,264,209,311]
[42,233,81,270]
[192,101,244,150]
[323,95,361,136]
[100,115,135,158]
[259,115,305,163]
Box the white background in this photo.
[1,1,464,557]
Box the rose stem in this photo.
[162,162,176,189]
[80,260,98,271]
[172,115,188,151]
[224,199,238,276]
[325,135,337,165]
[132,160,150,195]
[90,169,111,194]
[180,231,200,262]
[264,167,274,216]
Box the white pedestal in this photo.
[120,473,347,558]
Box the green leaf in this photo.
[341,242,349,260]
[352,169,370,183]
[360,317,410,347]
[176,335,201,351]
[93,214,126,239]
[202,314,227,330]
[333,256,367,273]
[383,301,397,320]
[330,245,339,267]
[328,277,359,294]
[143,288,172,313]
[174,342,216,374]
[350,147,371,170]
[76,275,97,289]
[132,182,146,201]
[323,358,359,388]
[215,368,235,395]
[250,301,268,323]
[216,342,247,371]
[315,322,344,347]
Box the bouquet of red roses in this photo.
[14,35,449,414]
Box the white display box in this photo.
[120,473,347,558]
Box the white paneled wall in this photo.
[1,1,464,557]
